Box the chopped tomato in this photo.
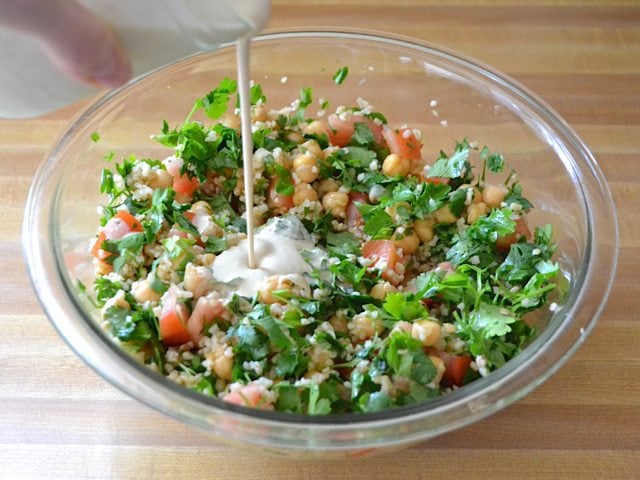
[382,126,423,160]
[346,191,368,228]
[425,176,449,185]
[91,231,107,258]
[112,210,143,232]
[428,349,472,387]
[159,287,191,346]
[362,239,399,284]
[223,383,273,410]
[172,173,199,197]
[187,296,227,343]
[327,114,384,147]
[496,217,532,253]
[267,177,293,213]
[91,210,142,259]
[163,155,199,201]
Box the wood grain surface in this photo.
[2,1,639,479]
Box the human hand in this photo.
[0,0,132,88]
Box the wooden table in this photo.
[2,1,639,478]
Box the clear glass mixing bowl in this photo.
[23,30,618,458]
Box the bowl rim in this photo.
[23,28,619,445]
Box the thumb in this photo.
[0,0,132,88]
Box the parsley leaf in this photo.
[428,141,472,179]
[351,122,375,146]
[333,66,349,85]
[308,382,332,415]
[383,292,428,321]
[198,77,237,120]
[358,204,395,239]
[299,87,313,109]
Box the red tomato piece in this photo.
[382,126,423,160]
[428,349,472,387]
[496,217,532,253]
[92,210,142,259]
[113,210,143,232]
[267,177,293,213]
[223,383,273,410]
[362,239,399,284]
[91,231,107,258]
[159,287,191,346]
[327,114,384,147]
[163,156,199,201]
[346,191,369,228]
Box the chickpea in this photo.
[429,355,446,385]
[472,187,484,204]
[382,153,411,177]
[220,112,240,130]
[301,139,322,158]
[303,120,328,137]
[413,218,435,242]
[393,231,420,255]
[458,184,483,205]
[370,281,396,300]
[210,346,233,381]
[348,313,384,342]
[273,148,292,169]
[293,153,319,183]
[411,320,442,347]
[322,191,349,218]
[131,279,161,304]
[329,315,349,334]
[189,200,212,215]
[184,263,213,299]
[251,104,268,123]
[258,275,304,304]
[259,275,283,305]
[287,131,303,144]
[482,184,509,208]
[292,182,319,206]
[434,205,457,224]
[198,253,216,267]
[148,168,173,189]
[316,178,339,198]
[467,202,490,224]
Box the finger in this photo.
[0,0,132,88]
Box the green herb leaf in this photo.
[333,66,349,85]
[359,204,395,239]
[199,77,237,120]
[299,87,313,109]
[204,237,227,254]
[308,383,332,415]
[383,292,428,321]
[428,141,472,179]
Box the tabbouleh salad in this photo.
[88,70,559,414]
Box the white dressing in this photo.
[212,217,314,297]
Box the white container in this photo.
[0,0,270,118]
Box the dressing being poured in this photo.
[236,36,257,269]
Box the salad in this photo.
[88,70,559,414]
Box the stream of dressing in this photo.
[236,36,256,268]
[213,36,315,297]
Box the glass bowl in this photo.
[23,30,618,458]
